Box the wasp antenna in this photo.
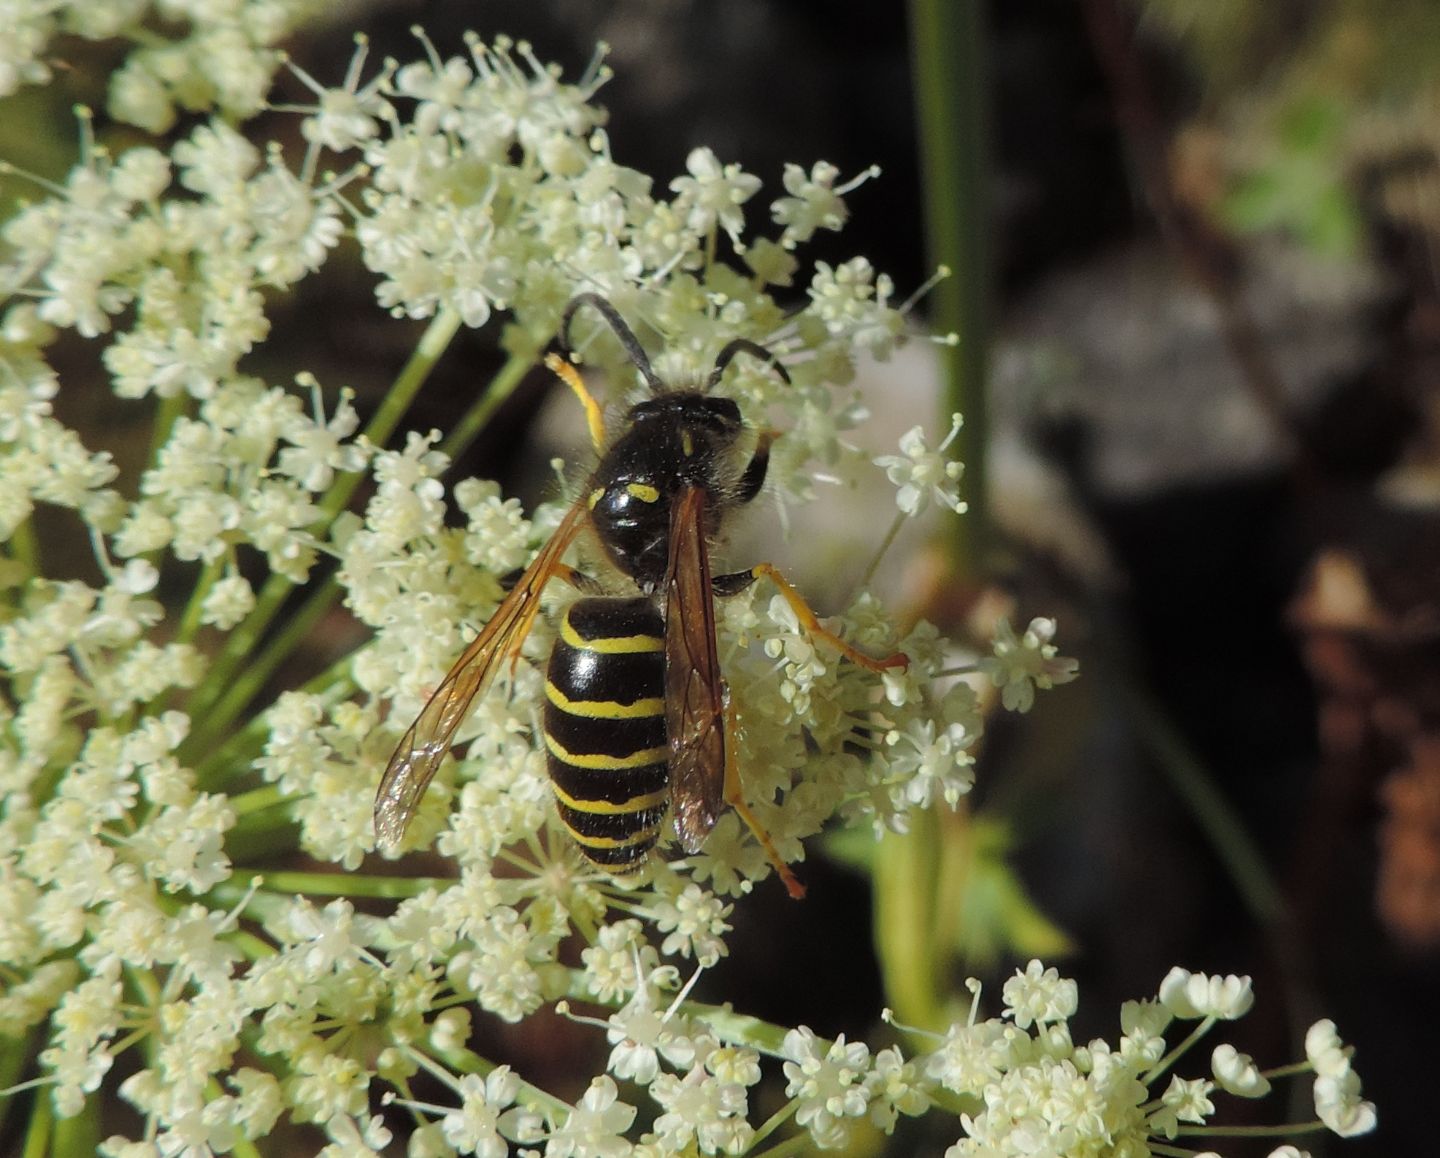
[561,293,665,395]
[706,338,791,392]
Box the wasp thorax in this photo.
[586,391,745,591]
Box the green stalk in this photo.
[871,0,992,1043]
[221,869,446,899]
[873,812,945,1032]
[49,1093,99,1157]
[7,516,38,576]
[179,307,463,747]
[20,1088,50,1158]
[0,1030,36,1146]
[438,348,536,463]
[182,573,340,757]
[909,0,990,574]
[173,556,223,647]
[1125,684,1284,924]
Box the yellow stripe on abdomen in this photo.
[544,680,665,720]
[544,733,668,769]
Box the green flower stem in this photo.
[207,1079,263,1158]
[19,1086,49,1158]
[183,572,342,758]
[355,305,463,479]
[909,0,991,575]
[1144,1016,1215,1087]
[193,664,353,787]
[223,868,446,899]
[0,1030,36,1145]
[226,784,286,816]
[1126,683,1285,924]
[1179,1122,1326,1138]
[427,1044,572,1120]
[857,509,908,592]
[49,1093,99,1158]
[179,305,463,748]
[437,346,538,464]
[228,931,277,963]
[871,0,992,1051]
[222,815,301,864]
[873,812,946,1032]
[748,1103,800,1153]
[6,515,38,575]
[682,998,794,1057]
[147,390,187,474]
[174,556,223,647]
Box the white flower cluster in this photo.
[0,16,1367,1158]
[1,1,330,127]
[915,963,1375,1157]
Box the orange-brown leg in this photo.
[724,692,806,901]
[731,563,910,673]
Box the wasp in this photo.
[374,294,908,898]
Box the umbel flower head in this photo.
[0,13,1369,1157]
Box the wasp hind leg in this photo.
[713,563,910,673]
[723,691,807,901]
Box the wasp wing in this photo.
[664,484,727,853]
[373,499,589,850]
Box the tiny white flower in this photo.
[781,1027,871,1150]
[1211,1042,1271,1097]
[670,147,761,246]
[978,616,1079,713]
[1311,1051,1377,1138]
[1002,959,1077,1029]
[874,413,965,517]
[545,1075,636,1158]
[1158,967,1254,1020]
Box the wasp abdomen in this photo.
[544,597,670,873]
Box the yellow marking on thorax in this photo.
[680,429,695,457]
[560,618,665,653]
[545,681,665,719]
[625,482,660,503]
[551,781,669,816]
[544,733,669,770]
[587,487,605,509]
